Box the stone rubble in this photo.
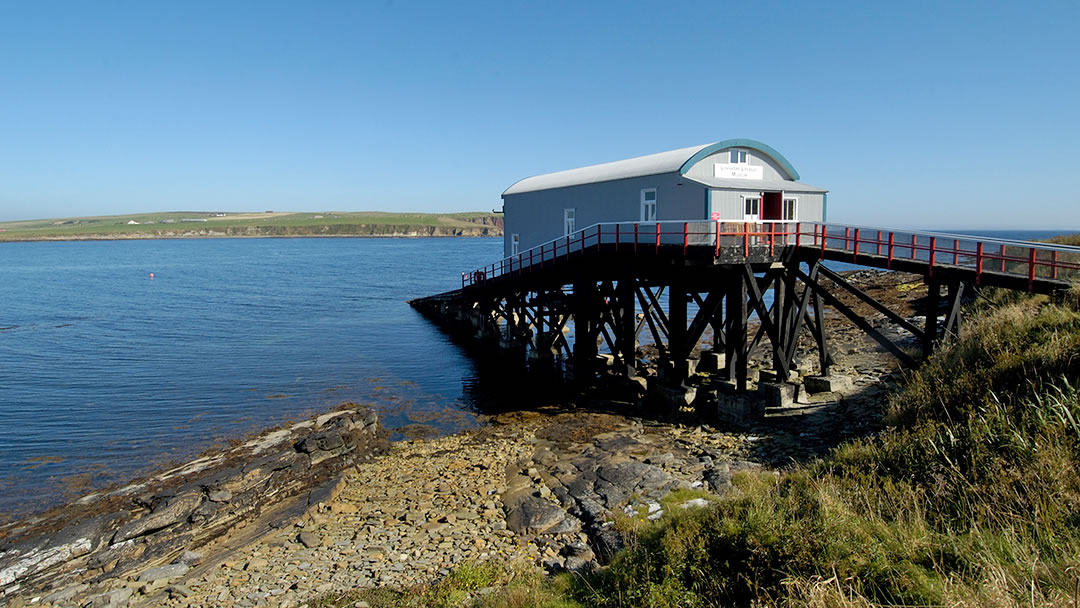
[1,269,929,608]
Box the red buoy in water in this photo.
[149,273,155,279]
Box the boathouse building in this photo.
[501,139,828,256]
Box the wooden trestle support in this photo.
[411,252,973,393]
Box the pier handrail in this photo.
[461,220,1080,293]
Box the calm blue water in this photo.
[1,228,1072,521]
[0,237,501,520]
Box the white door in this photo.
[743,196,761,222]
[511,233,520,255]
[563,208,576,235]
[640,188,657,221]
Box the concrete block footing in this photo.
[697,351,725,373]
[804,375,853,394]
[647,378,697,412]
[714,390,764,426]
[758,369,798,384]
[757,381,797,408]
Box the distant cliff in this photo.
[0,212,504,241]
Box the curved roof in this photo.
[502,138,801,196]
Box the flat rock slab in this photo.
[136,562,189,582]
[804,375,853,394]
[112,491,203,543]
[505,495,571,535]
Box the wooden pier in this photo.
[410,221,1080,418]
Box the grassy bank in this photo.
[581,289,1080,607]
[322,288,1080,607]
[0,211,502,241]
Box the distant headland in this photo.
[0,211,504,241]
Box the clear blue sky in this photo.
[1,0,1077,229]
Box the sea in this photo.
[0,229,1073,521]
[0,237,501,521]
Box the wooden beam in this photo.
[798,268,917,367]
[924,279,940,358]
[944,281,965,339]
[743,263,788,376]
[816,264,926,340]
[635,286,667,359]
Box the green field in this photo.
[0,211,503,241]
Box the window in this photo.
[564,208,576,235]
[782,198,797,221]
[744,196,761,218]
[511,233,520,255]
[729,149,749,164]
[640,188,657,221]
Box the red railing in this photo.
[461,221,1080,293]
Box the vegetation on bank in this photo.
[578,288,1080,607]
[1047,234,1080,247]
[316,287,1080,607]
[0,211,502,241]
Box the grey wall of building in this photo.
[502,173,708,256]
[708,190,824,222]
[682,148,790,181]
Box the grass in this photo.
[309,561,582,608]
[313,287,1080,607]
[577,289,1080,607]
[0,211,502,240]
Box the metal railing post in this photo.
[1000,244,1007,273]
[655,223,661,253]
[1028,248,1037,292]
[887,232,894,269]
[853,228,860,263]
[928,236,936,277]
[683,222,689,255]
[819,225,827,260]
[976,242,983,285]
[953,239,959,265]
[715,220,721,256]
[876,230,882,256]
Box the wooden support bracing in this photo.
[817,265,925,341]
[573,280,599,380]
[423,249,964,396]
[944,281,965,339]
[798,268,917,367]
[668,284,688,381]
[924,279,940,357]
[726,271,748,391]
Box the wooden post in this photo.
[616,278,636,378]
[726,271,748,391]
[813,287,830,376]
[573,280,598,382]
[669,283,688,383]
[924,278,939,358]
[772,268,786,373]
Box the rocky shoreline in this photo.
[0,270,932,608]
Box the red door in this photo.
[762,192,783,220]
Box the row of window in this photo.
[508,190,797,255]
[743,196,798,221]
